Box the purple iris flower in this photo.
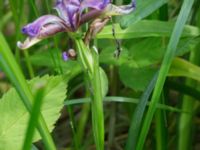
[17,0,136,49]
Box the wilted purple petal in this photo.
[22,15,67,37]
[102,0,136,16]
[38,23,67,38]
[132,0,136,7]
[18,0,136,50]
[55,0,80,31]
[81,0,136,25]
[18,15,67,49]
[55,0,111,31]
[80,9,102,25]
[81,0,110,11]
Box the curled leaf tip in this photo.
[17,37,42,50]
[103,1,136,16]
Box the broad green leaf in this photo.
[97,20,199,39]
[124,37,200,67]
[169,57,200,81]
[99,46,131,66]
[125,38,165,67]
[101,37,200,92]
[117,37,200,91]
[0,75,67,150]
[118,57,200,92]
[99,37,199,68]
[119,65,158,91]
[120,0,167,28]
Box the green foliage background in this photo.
[0,0,200,150]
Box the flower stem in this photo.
[178,1,200,149]
[178,46,200,150]
[91,52,104,150]
[75,38,104,150]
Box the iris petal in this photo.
[103,4,135,16]
[80,0,136,24]
[18,15,67,49]
[55,0,111,30]
[55,0,80,30]
[22,15,67,37]
[81,0,110,11]
[102,0,136,16]
[18,0,136,50]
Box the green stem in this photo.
[178,96,195,150]
[75,39,93,77]
[178,1,200,149]
[108,66,118,149]
[77,87,90,146]
[178,46,200,150]
[23,50,35,78]
[75,38,104,150]
[66,106,80,150]
[136,0,195,149]
[155,93,167,150]
[77,103,90,145]
[91,52,104,150]
[23,88,45,150]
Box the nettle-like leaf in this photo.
[0,75,67,150]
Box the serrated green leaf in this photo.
[0,75,67,150]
